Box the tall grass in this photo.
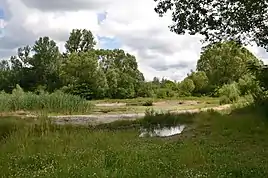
[1,107,268,177]
[0,85,92,114]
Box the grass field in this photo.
[0,95,220,117]
[92,98,220,114]
[0,105,268,177]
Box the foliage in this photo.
[0,85,91,114]
[247,62,268,104]
[238,74,259,96]
[142,100,153,106]
[65,29,96,54]
[0,28,265,100]
[179,78,195,96]
[217,83,240,104]
[60,51,108,99]
[186,71,209,95]
[197,41,262,88]
[154,0,268,49]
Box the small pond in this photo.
[139,125,186,137]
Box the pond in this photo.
[139,125,186,137]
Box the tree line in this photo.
[0,29,266,102]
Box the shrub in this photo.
[0,85,92,114]
[142,100,153,106]
[219,95,232,105]
[238,74,258,96]
[142,109,194,128]
[217,83,240,104]
[179,79,195,96]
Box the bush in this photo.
[238,74,258,96]
[142,100,153,106]
[142,109,195,128]
[179,79,195,96]
[219,95,232,105]
[0,85,92,114]
[217,83,240,104]
[155,88,168,98]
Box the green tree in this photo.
[187,71,209,95]
[238,74,258,96]
[217,82,240,104]
[136,82,155,98]
[197,41,262,88]
[179,78,195,96]
[60,51,108,99]
[31,37,62,91]
[65,29,96,54]
[154,0,268,48]
[96,49,145,98]
[105,68,119,98]
[0,60,13,92]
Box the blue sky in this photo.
[97,36,121,49]
[0,7,5,38]
[97,12,107,25]
[97,11,121,49]
[0,8,4,19]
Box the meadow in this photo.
[0,85,267,177]
[0,101,268,177]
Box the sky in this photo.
[0,0,268,81]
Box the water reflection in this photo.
[139,125,186,137]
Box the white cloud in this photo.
[1,0,268,82]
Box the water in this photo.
[139,125,186,137]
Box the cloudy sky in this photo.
[0,0,268,81]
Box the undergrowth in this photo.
[0,85,92,114]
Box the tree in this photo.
[187,71,209,95]
[96,49,145,98]
[197,41,262,88]
[179,78,195,96]
[2,46,34,92]
[105,68,120,98]
[154,0,268,49]
[65,29,96,54]
[60,51,108,99]
[0,60,12,92]
[30,37,62,91]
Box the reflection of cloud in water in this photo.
[139,125,186,137]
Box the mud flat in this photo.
[51,104,231,125]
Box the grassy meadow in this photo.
[0,86,221,117]
[0,86,267,177]
[0,105,268,177]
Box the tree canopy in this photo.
[0,28,265,101]
[197,41,263,88]
[154,0,268,49]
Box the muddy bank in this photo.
[52,104,231,125]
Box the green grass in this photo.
[91,97,220,115]
[0,107,268,177]
[0,89,92,115]
[91,96,219,105]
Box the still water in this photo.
[139,125,186,137]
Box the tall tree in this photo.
[60,51,108,99]
[30,37,62,91]
[154,0,268,49]
[197,41,262,88]
[96,49,145,98]
[0,59,12,92]
[65,29,96,54]
[187,71,209,95]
